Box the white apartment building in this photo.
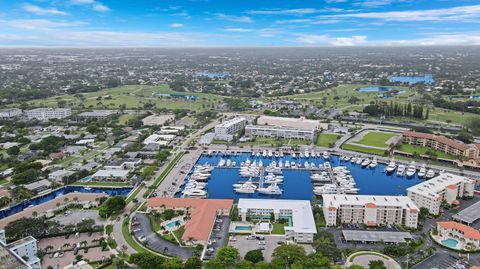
[214,117,247,141]
[256,116,327,130]
[407,173,476,215]
[25,108,71,121]
[322,194,419,228]
[245,125,315,141]
[237,199,317,243]
[0,231,41,269]
[0,108,22,119]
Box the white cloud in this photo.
[214,13,254,23]
[325,0,348,3]
[2,19,85,30]
[224,28,254,32]
[169,23,184,28]
[275,19,313,24]
[70,0,95,4]
[248,8,318,15]
[324,5,480,22]
[93,3,110,12]
[22,4,68,16]
[295,34,368,46]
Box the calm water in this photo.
[358,86,393,92]
[0,186,132,219]
[389,74,434,84]
[179,154,423,201]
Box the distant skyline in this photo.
[1,0,480,47]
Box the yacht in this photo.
[369,158,378,168]
[385,160,397,173]
[311,173,330,182]
[313,184,337,195]
[262,150,267,158]
[256,152,261,157]
[274,152,280,158]
[323,151,330,159]
[396,164,406,176]
[285,161,290,168]
[305,150,310,158]
[361,158,371,167]
[304,161,310,169]
[183,189,207,198]
[291,161,297,168]
[258,183,283,195]
[218,159,226,167]
[226,159,232,167]
[418,164,427,178]
[323,161,332,169]
[268,150,273,158]
[279,151,284,157]
[356,158,363,165]
[291,152,296,158]
[426,169,436,179]
[278,160,284,168]
[234,180,257,193]
[406,162,416,177]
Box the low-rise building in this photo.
[25,108,71,121]
[245,124,315,141]
[214,117,247,141]
[91,169,129,181]
[104,158,141,170]
[142,114,175,126]
[2,234,41,269]
[143,134,175,146]
[48,170,74,182]
[322,194,419,228]
[437,221,480,249]
[257,116,327,130]
[77,110,117,119]
[407,173,476,215]
[147,198,233,245]
[237,199,317,243]
[0,108,22,119]
[402,131,480,160]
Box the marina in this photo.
[176,152,425,201]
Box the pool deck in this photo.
[0,192,106,228]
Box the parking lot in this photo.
[413,253,470,269]
[53,209,107,226]
[229,234,286,262]
[203,216,231,260]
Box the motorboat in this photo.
[324,161,331,169]
[385,159,397,173]
[291,161,297,168]
[418,164,427,178]
[279,151,284,157]
[305,150,310,158]
[311,173,330,182]
[274,152,280,158]
[234,180,257,193]
[356,158,363,165]
[361,158,371,167]
[218,159,226,167]
[323,151,330,159]
[396,164,406,176]
[183,189,207,198]
[226,159,232,167]
[268,150,273,158]
[258,183,283,195]
[406,162,416,177]
[369,158,378,168]
[426,169,436,179]
[304,161,310,169]
[313,184,337,195]
[285,161,290,168]
[262,150,267,158]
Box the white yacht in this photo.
[305,150,310,158]
[396,164,406,176]
[234,180,257,193]
[262,150,267,158]
[258,183,283,195]
[285,161,290,168]
[226,159,232,167]
[406,162,416,177]
[313,184,337,195]
[369,158,378,168]
[355,158,363,165]
[418,164,427,178]
[426,169,436,179]
[183,189,207,198]
[218,159,226,167]
[385,159,397,173]
[323,151,330,159]
[304,161,310,169]
[279,151,284,157]
[361,158,371,167]
[268,150,273,158]
[324,161,331,169]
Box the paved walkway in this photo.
[345,252,401,269]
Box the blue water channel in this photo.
[389,74,434,84]
[179,153,423,201]
[0,186,132,220]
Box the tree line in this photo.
[363,101,429,120]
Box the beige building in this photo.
[257,116,327,130]
[402,131,480,160]
[437,221,480,250]
[245,125,315,141]
[214,117,247,141]
[407,173,476,215]
[322,194,419,228]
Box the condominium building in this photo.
[437,221,480,249]
[237,199,317,243]
[77,110,117,119]
[407,173,476,215]
[0,108,22,119]
[322,194,419,228]
[25,108,72,121]
[256,116,327,130]
[0,230,41,269]
[245,125,315,141]
[214,117,247,141]
[402,131,480,160]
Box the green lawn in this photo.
[271,223,287,235]
[121,218,148,253]
[357,131,398,148]
[238,137,312,146]
[173,226,186,242]
[118,114,137,125]
[125,185,143,204]
[396,144,456,160]
[147,213,163,232]
[316,133,340,147]
[341,144,387,156]
[0,178,8,186]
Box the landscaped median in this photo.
[143,151,185,199]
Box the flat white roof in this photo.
[92,169,129,178]
[143,134,175,145]
[216,117,246,128]
[257,116,320,130]
[323,194,419,211]
[238,199,317,234]
[406,173,474,199]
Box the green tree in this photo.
[271,244,306,267]
[244,249,264,264]
[98,196,126,218]
[6,146,20,156]
[369,260,387,269]
[163,257,183,269]
[184,256,202,269]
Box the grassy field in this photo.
[357,131,398,148]
[118,114,137,125]
[122,218,148,253]
[396,144,456,160]
[173,226,186,242]
[341,144,387,156]
[316,133,340,147]
[25,84,224,112]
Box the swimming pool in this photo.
[178,153,423,201]
[441,238,459,248]
[0,186,132,220]
[235,225,252,231]
[358,86,393,92]
[166,220,181,228]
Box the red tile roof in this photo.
[447,184,458,190]
[147,198,233,242]
[365,202,377,209]
[438,221,480,241]
[403,131,470,151]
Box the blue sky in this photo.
[1,0,480,46]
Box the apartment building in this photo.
[25,108,72,121]
[407,173,476,215]
[77,110,117,119]
[0,108,22,119]
[214,117,247,141]
[437,221,480,249]
[256,116,327,130]
[322,194,419,228]
[402,131,480,160]
[0,230,41,269]
[237,199,317,243]
[245,125,315,141]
